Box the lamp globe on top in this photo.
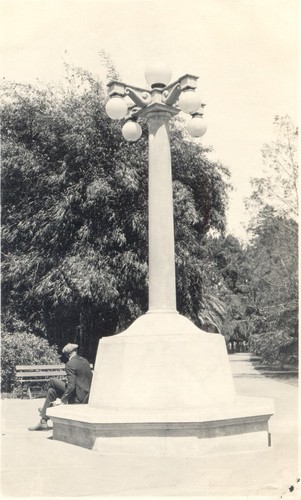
[145,62,172,88]
[105,96,128,120]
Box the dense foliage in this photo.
[197,115,298,366]
[245,116,298,365]
[1,63,230,361]
[246,209,298,365]
[197,234,254,351]
[1,326,60,392]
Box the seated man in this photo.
[28,343,93,431]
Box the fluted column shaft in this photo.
[142,104,179,313]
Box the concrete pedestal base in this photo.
[47,313,274,455]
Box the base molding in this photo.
[48,396,274,455]
[91,431,271,456]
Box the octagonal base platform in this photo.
[47,313,274,456]
[47,396,273,455]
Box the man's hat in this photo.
[62,343,78,355]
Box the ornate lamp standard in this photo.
[105,63,206,315]
[48,64,274,455]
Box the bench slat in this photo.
[16,365,66,371]
[16,364,93,371]
[16,378,66,384]
[16,371,67,379]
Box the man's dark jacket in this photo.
[61,355,93,404]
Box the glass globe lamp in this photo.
[122,120,143,142]
[187,116,207,138]
[145,62,172,88]
[178,90,202,114]
[105,97,128,120]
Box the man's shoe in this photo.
[28,420,49,431]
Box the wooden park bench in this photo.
[14,363,93,399]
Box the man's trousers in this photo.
[40,378,66,419]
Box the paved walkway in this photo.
[1,353,299,499]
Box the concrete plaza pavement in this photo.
[1,353,299,499]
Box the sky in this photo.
[0,0,299,240]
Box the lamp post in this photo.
[47,63,274,456]
[105,63,207,314]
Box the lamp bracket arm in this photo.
[125,87,151,108]
[162,83,181,106]
[127,106,141,120]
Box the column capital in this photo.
[139,102,179,121]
